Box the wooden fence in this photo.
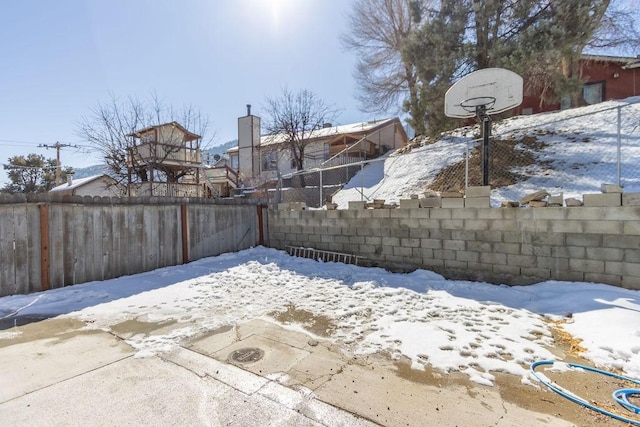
[0,194,266,297]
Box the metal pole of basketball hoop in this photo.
[461,97,495,187]
[478,106,491,186]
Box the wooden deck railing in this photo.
[321,135,370,168]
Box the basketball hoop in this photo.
[459,96,496,114]
[444,68,523,119]
[444,68,524,187]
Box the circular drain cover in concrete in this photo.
[230,347,264,363]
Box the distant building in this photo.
[50,174,125,197]
[518,54,640,115]
[201,157,238,198]
[126,122,203,197]
[225,109,408,188]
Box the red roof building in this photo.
[516,54,640,115]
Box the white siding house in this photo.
[50,174,125,197]
[227,115,408,187]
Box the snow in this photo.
[50,174,103,191]
[0,246,638,387]
[332,97,640,208]
[2,102,639,388]
[226,117,397,151]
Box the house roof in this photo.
[622,60,640,70]
[127,121,201,141]
[582,53,640,65]
[226,117,401,153]
[50,174,114,192]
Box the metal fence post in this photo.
[276,170,282,205]
[617,106,622,187]
[345,147,349,182]
[465,140,470,190]
[319,168,323,208]
[360,162,364,201]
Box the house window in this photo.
[262,151,278,171]
[583,81,604,105]
[324,143,330,160]
[141,133,155,143]
[230,154,238,170]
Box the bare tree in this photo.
[341,0,417,116]
[78,95,145,184]
[262,88,338,186]
[77,93,213,185]
[345,0,640,135]
[587,1,640,54]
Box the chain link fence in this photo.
[277,101,640,208]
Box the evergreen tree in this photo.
[2,154,74,194]
[344,0,638,136]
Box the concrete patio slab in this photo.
[0,327,131,402]
[212,334,311,376]
[0,316,580,426]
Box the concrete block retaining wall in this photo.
[267,207,640,289]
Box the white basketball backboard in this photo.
[444,68,523,119]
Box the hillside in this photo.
[72,164,109,179]
[202,139,237,164]
[332,97,640,208]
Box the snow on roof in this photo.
[226,117,398,153]
[582,53,640,64]
[50,174,106,192]
[622,60,640,70]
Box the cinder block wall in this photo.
[267,207,640,290]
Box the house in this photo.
[50,174,125,197]
[225,108,409,188]
[201,157,238,198]
[517,54,640,115]
[126,122,203,197]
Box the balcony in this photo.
[202,165,238,198]
[129,141,202,169]
[128,181,204,198]
[322,137,378,168]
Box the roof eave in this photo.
[622,62,640,70]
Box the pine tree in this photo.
[344,0,638,135]
[2,154,73,194]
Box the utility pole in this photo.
[39,142,77,186]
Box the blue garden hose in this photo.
[613,389,640,414]
[530,360,640,426]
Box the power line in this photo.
[0,139,45,145]
[0,138,87,146]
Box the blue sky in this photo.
[0,0,382,184]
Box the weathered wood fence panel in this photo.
[0,195,262,297]
[0,206,17,295]
[26,205,41,293]
[0,205,41,294]
[188,205,258,261]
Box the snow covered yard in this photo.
[1,247,637,388]
[332,97,640,208]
